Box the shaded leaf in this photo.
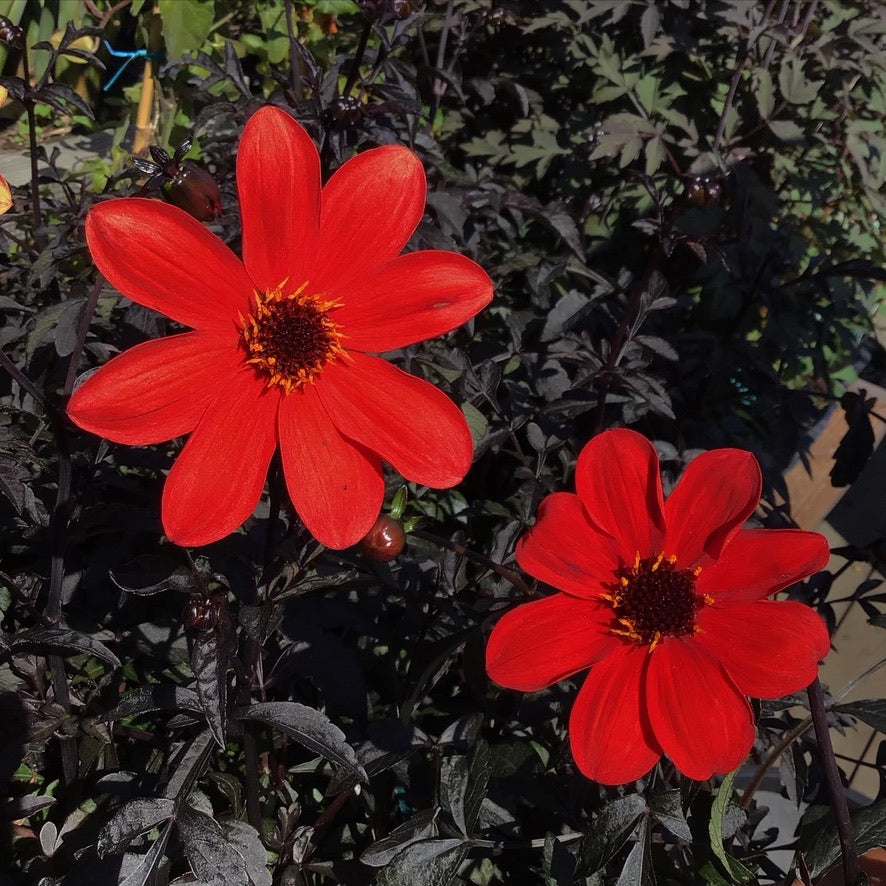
[7,627,120,667]
[97,797,176,858]
[362,808,439,867]
[833,699,886,734]
[177,805,249,886]
[237,702,366,782]
[101,685,203,721]
[376,837,470,886]
[192,632,227,749]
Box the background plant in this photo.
[2,1,886,884]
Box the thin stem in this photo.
[0,347,46,408]
[808,676,861,885]
[341,18,373,100]
[19,49,44,249]
[283,0,303,103]
[411,529,534,597]
[44,274,105,786]
[590,244,664,436]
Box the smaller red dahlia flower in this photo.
[486,429,830,785]
[68,106,492,549]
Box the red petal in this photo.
[575,429,666,562]
[316,354,472,488]
[278,383,384,549]
[67,332,240,444]
[312,146,426,294]
[569,645,661,784]
[332,251,492,352]
[646,638,755,781]
[695,601,830,698]
[697,528,830,604]
[238,106,321,293]
[162,370,280,546]
[664,448,761,565]
[515,493,621,598]
[486,594,622,691]
[86,200,252,330]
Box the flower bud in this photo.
[164,161,222,222]
[360,514,406,562]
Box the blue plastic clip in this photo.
[102,40,165,92]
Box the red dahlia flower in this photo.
[68,106,492,548]
[486,429,830,785]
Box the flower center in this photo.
[603,553,709,650]
[240,281,345,394]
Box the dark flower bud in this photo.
[164,161,222,221]
[359,514,406,562]
[330,95,364,127]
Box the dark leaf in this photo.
[109,556,195,596]
[362,808,439,866]
[237,702,366,782]
[376,838,470,886]
[649,790,691,841]
[177,805,250,886]
[119,820,173,886]
[580,794,646,872]
[807,798,886,876]
[34,82,95,120]
[192,631,228,749]
[6,627,120,667]
[833,699,886,734]
[100,685,203,721]
[97,797,175,857]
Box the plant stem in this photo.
[283,0,303,103]
[19,47,44,249]
[341,17,373,100]
[807,676,861,885]
[411,528,534,597]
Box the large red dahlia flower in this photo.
[486,429,830,785]
[68,106,492,548]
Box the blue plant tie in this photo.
[102,40,165,92]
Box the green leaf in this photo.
[709,769,756,883]
[754,69,774,120]
[778,57,821,105]
[767,119,805,143]
[158,0,216,61]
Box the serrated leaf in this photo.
[778,57,821,105]
[376,837,470,886]
[8,627,120,667]
[101,685,203,721]
[97,798,175,857]
[238,702,366,782]
[177,806,249,886]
